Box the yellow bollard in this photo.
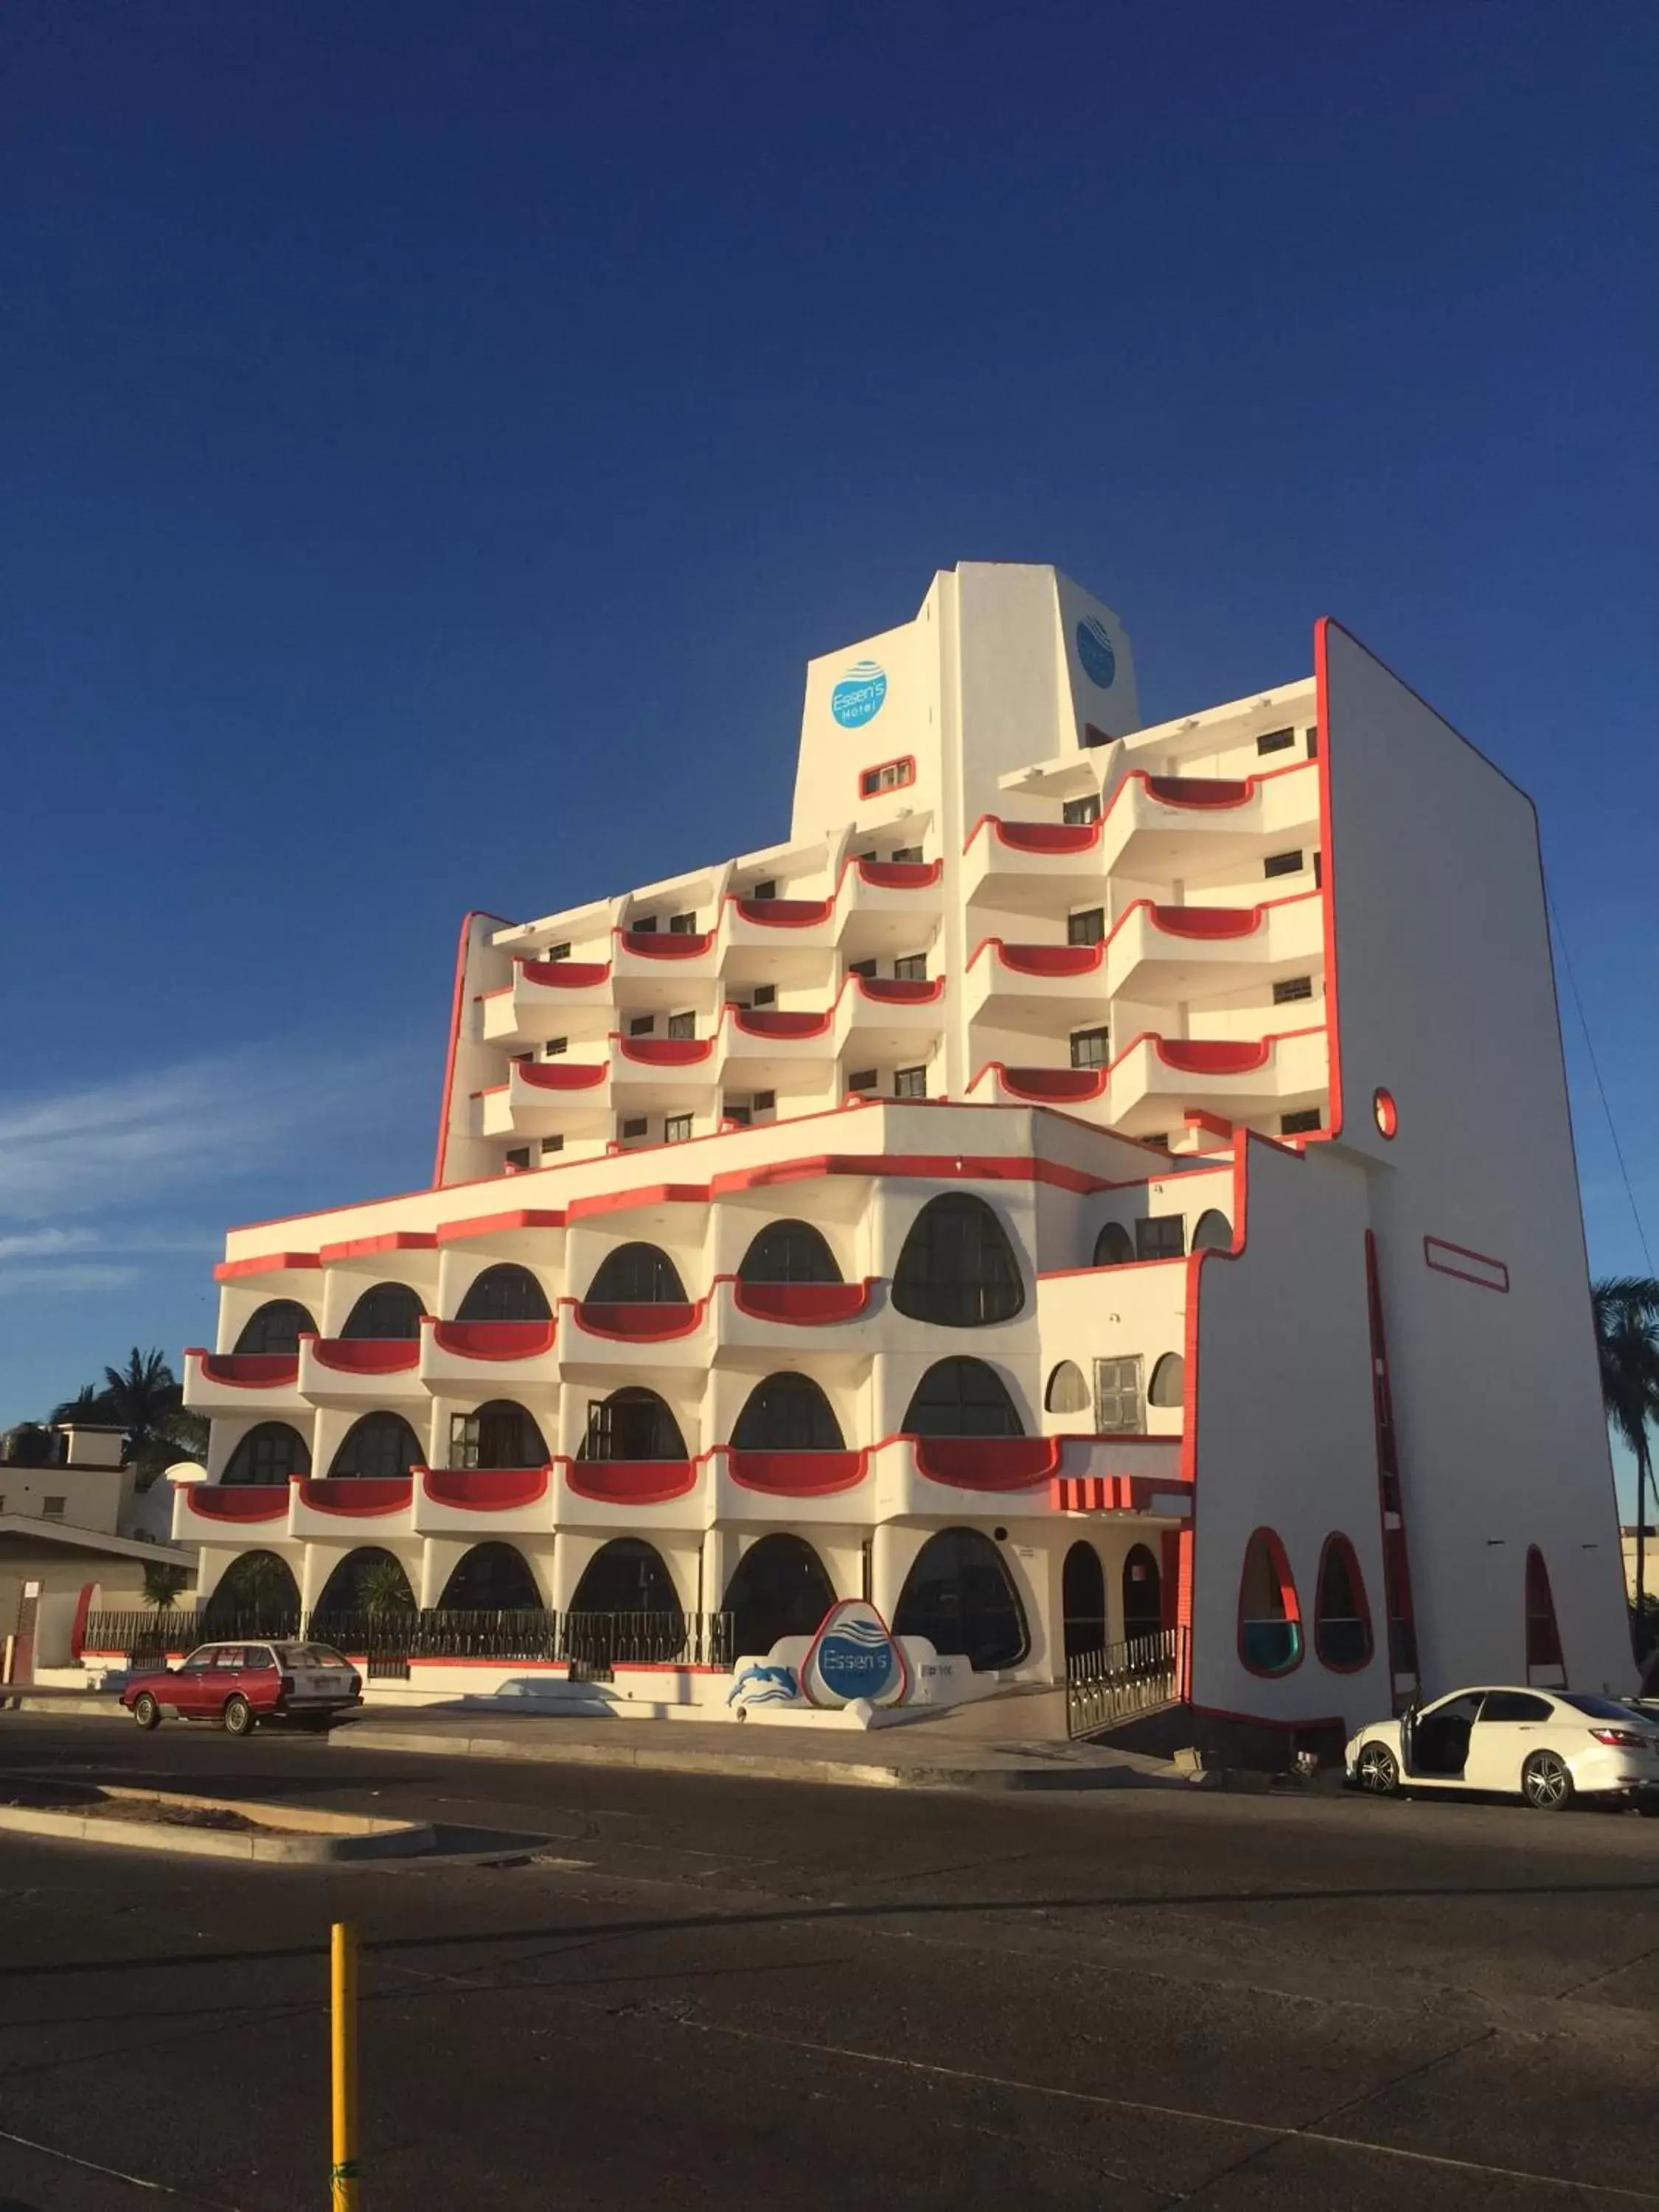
[330,1921,360,2211]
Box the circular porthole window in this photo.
[1373,1088,1398,1139]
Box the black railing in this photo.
[83,1606,734,1674]
[1064,1627,1187,1739]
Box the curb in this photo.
[0,1695,125,1717]
[0,1796,435,1863]
[339,1723,1179,1793]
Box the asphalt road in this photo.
[0,1714,1655,2211]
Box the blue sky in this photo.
[2,4,1656,1498]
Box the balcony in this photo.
[478,1056,611,1140]
[1098,764,1319,884]
[962,816,1105,913]
[609,1032,719,1112]
[559,1455,709,1530]
[717,894,839,988]
[297,1334,426,1408]
[710,1444,872,1526]
[289,1475,415,1537]
[717,1005,838,1093]
[480,958,614,1046]
[1106,1025,1329,1138]
[175,1482,291,1537]
[965,939,1108,1035]
[969,1063,1110,1113]
[837,855,944,961]
[1103,891,1324,1004]
[611,927,721,1005]
[411,1464,553,1536]
[560,1295,711,1380]
[832,974,947,1071]
[872,1433,1187,1519]
[709,1275,881,1374]
[418,1318,560,1398]
[182,1349,307,1419]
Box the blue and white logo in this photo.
[801,1599,911,1708]
[831,659,888,728]
[1076,617,1116,690]
[727,1662,799,1708]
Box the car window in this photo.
[179,1648,218,1671]
[1478,1691,1551,1722]
[212,1648,244,1669]
[1423,1692,1484,1727]
[243,1647,276,1671]
[1555,1692,1651,1722]
[276,1644,349,1668]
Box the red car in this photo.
[120,1641,363,1736]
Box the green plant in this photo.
[1,1422,55,1467]
[358,1559,416,1616]
[141,1563,190,1610]
[1593,1277,1659,1631]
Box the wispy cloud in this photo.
[0,1263,141,1297]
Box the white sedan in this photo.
[1346,1686,1659,1811]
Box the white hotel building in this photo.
[154,563,1630,1736]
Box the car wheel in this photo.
[132,1692,161,1732]
[1636,1796,1659,1819]
[222,1694,255,1739]
[1356,1742,1399,1795]
[1522,1750,1573,1809]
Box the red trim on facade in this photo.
[617,926,714,958]
[518,958,611,988]
[971,940,1105,978]
[730,1007,833,1040]
[1155,1038,1272,1076]
[855,974,944,1005]
[212,1251,322,1282]
[318,1231,438,1264]
[1149,905,1257,939]
[564,1459,698,1505]
[192,1351,300,1389]
[306,1336,423,1375]
[995,1065,1109,1105]
[1236,1525,1304,1677]
[516,1060,608,1091]
[615,1034,714,1067]
[69,1582,96,1660]
[858,754,916,800]
[731,895,835,928]
[912,1436,1061,1490]
[1312,619,1343,1139]
[296,1477,413,1515]
[1051,1470,1192,1515]
[434,1208,567,1245]
[854,855,940,890]
[1145,774,1251,807]
[187,1486,291,1523]
[568,1298,703,1341]
[428,1319,557,1360]
[1422,1236,1509,1293]
[435,910,508,1186]
[566,1180,709,1222]
[420,1465,550,1511]
[730,1278,874,1324]
[724,1449,867,1497]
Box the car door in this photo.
[240,1646,280,1714]
[1410,1691,1484,1783]
[1466,1689,1555,1790]
[169,1646,220,1717]
[206,1645,246,1717]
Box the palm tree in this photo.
[1593,1277,1659,1646]
[141,1563,189,1611]
[99,1348,181,1455]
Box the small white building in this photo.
[153,564,1630,1732]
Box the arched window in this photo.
[903,1357,1025,1438]
[585,1242,688,1304]
[578,1387,686,1461]
[202,1550,301,1632]
[895,1528,1030,1670]
[1525,1545,1565,1679]
[1062,1541,1106,1658]
[313,1547,415,1620]
[1192,1209,1233,1253]
[1147,1352,1186,1409]
[340,1282,424,1340]
[449,1399,548,1470]
[456,1265,552,1324]
[1315,1534,1374,1670]
[731,1372,844,1451]
[222,1422,310,1486]
[568,1537,681,1615]
[738,1220,842,1285]
[1237,1528,1302,1675]
[892,1194,1024,1326]
[723,1534,837,1657]
[1093,1221,1134,1267]
[232,1300,316,1354]
[1045,1360,1090,1415]
[328,1413,423,1481]
[1122,1543,1163,1639]
[437,1543,543,1612]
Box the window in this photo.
[1068,907,1105,946]
[540,1135,564,1158]
[629,1015,655,1037]
[449,1400,547,1470]
[566,1537,682,1617]
[848,1068,878,1093]
[723,1103,751,1127]
[894,1528,1029,1671]
[893,1065,927,1099]
[669,911,698,934]
[1256,728,1295,756]
[1264,850,1304,879]
[41,1497,65,1519]
[1525,1546,1564,1676]
[666,1012,695,1039]
[1273,975,1314,1004]
[504,1147,531,1171]
[620,1117,648,1140]
[631,915,658,933]
[437,1543,542,1612]
[752,1090,776,1113]
[751,984,776,1007]
[723,1535,837,1658]
[1071,1026,1109,1069]
[544,1037,568,1057]
[1135,1215,1185,1261]
[751,880,778,900]
[1123,1543,1164,1638]
[739,1220,842,1284]
[456,1265,551,1324]
[891,844,922,863]
[545,942,571,961]
[1313,852,1324,888]
[1479,1689,1552,1723]
[329,1413,422,1481]
[893,953,928,981]
[664,1114,694,1144]
[233,1299,317,1355]
[1304,727,1319,759]
[1314,1535,1374,1669]
[1092,1221,1134,1267]
[1094,1356,1144,1433]
[1044,1360,1090,1415]
[1062,794,1101,825]
[579,1388,686,1461]
[585,1243,687,1304]
[1147,1352,1185,1408]
[1191,1208,1233,1252]
[1238,1528,1303,1674]
[859,758,914,798]
[903,1357,1024,1437]
[340,1282,424,1340]
[892,1194,1025,1327]
[849,958,877,978]
[1281,1109,1322,1135]
[731,1372,844,1451]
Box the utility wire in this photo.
[1549,885,1655,1276]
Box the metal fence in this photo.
[1064,1627,1187,1739]
[83,1606,734,1677]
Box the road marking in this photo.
[0,2122,239,2205]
